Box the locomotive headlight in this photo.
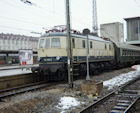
[56,56,60,60]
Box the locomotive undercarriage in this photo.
[38,63,67,81]
[79,61,115,76]
[33,60,116,81]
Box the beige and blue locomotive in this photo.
[36,32,116,80]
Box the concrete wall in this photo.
[100,22,124,43]
[126,19,140,41]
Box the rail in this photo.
[79,76,140,113]
[0,81,51,100]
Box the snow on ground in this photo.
[56,96,81,112]
[104,65,140,90]
[0,69,31,77]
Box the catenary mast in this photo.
[92,0,98,35]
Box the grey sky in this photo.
[0,0,139,36]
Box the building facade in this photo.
[0,33,39,51]
[125,17,140,45]
[100,22,124,43]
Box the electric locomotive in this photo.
[36,31,115,80]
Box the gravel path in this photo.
[0,67,137,113]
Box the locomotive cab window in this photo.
[82,40,85,48]
[39,39,45,48]
[46,38,50,48]
[51,38,60,48]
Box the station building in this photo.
[0,33,39,51]
[0,33,39,65]
[100,22,124,43]
[124,17,140,46]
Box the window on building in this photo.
[82,40,85,48]
[3,40,5,44]
[46,38,50,48]
[12,39,14,43]
[51,38,60,48]
[16,40,18,45]
[90,41,92,48]
[0,39,1,50]
[8,40,10,44]
[39,39,45,48]
[136,27,138,34]
[26,41,28,49]
[72,38,75,48]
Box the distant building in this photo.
[0,33,39,51]
[100,22,124,43]
[124,17,140,46]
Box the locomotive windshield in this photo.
[46,38,50,48]
[51,38,60,48]
[39,39,45,48]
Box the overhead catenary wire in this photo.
[0,0,65,32]
[0,24,38,32]
[1,0,64,23]
[4,0,89,27]
[133,0,140,7]
[71,0,93,16]
[0,0,93,34]
[26,0,92,27]
[8,0,91,28]
[0,15,44,27]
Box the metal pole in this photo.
[66,0,73,88]
[138,20,140,40]
[86,35,90,81]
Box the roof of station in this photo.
[124,16,140,21]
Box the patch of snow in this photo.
[132,65,140,71]
[104,65,140,90]
[56,96,80,111]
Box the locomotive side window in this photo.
[51,38,60,48]
[39,39,45,48]
[109,44,111,50]
[82,40,85,48]
[90,41,92,48]
[105,44,107,50]
[46,38,50,48]
[72,38,75,48]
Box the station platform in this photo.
[0,64,39,77]
[0,64,39,70]
[0,69,32,77]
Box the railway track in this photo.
[80,76,140,113]
[0,81,52,101]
